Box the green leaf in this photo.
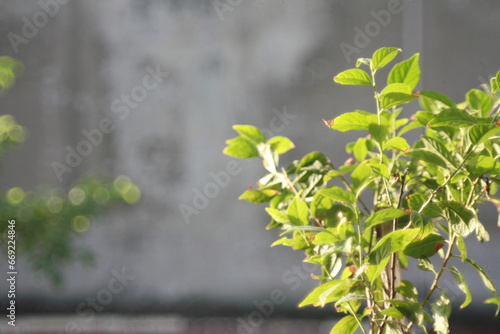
[467,155,500,175]
[297,151,329,170]
[404,234,446,259]
[491,71,500,93]
[369,163,390,179]
[364,208,407,229]
[368,123,389,145]
[398,120,423,136]
[467,88,493,117]
[232,124,266,144]
[421,136,457,169]
[417,258,435,273]
[369,229,420,263]
[366,257,390,283]
[311,231,338,246]
[468,124,500,146]
[446,266,472,309]
[439,201,475,236]
[317,186,356,206]
[287,196,309,226]
[353,138,369,162]
[267,136,295,154]
[410,212,434,238]
[329,315,359,334]
[299,279,347,307]
[351,160,373,191]
[407,194,442,218]
[388,53,420,90]
[383,137,410,151]
[238,189,279,203]
[457,236,467,262]
[223,137,259,158]
[429,108,477,128]
[334,68,371,85]
[463,257,499,301]
[372,47,401,70]
[396,280,419,302]
[419,90,456,108]
[406,149,448,170]
[387,299,424,325]
[431,290,452,334]
[379,83,417,109]
[328,111,377,131]
[485,297,500,316]
[380,307,404,319]
[265,207,290,223]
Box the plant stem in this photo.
[389,168,408,300]
[347,303,368,334]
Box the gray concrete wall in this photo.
[0,0,499,320]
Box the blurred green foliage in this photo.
[0,56,141,286]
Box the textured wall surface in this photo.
[0,0,499,321]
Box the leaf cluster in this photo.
[224,47,500,333]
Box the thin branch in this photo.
[389,168,408,300]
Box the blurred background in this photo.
[1,0,500,333]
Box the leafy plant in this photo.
[0,56,141,286]
[224,47,500,333]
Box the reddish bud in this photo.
[435,243,445,253]
[323,119,334,128]
[344,157,355,166]
[348,265,357,275]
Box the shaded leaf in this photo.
[387,299,424,325]
[429,108,477,128]
[406,149,448,170]
[446,265,472,309]
[404,234,446,259]
[364,208,407,229]
[463,257,499,301]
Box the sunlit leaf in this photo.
[431,290,452,334]
[388,53,420,90]
[446,265,472,309]
[334,68,372,85]
[372,47,401,70]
